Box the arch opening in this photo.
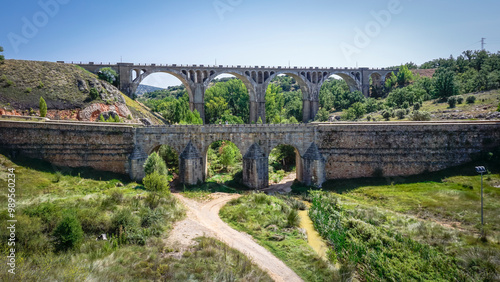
[205,140,243,185]
[204,74,250,124]
[264,74,303,124]
[137,73,201,124]
[148,144,180,182]
[268,144,301,185]
[369,72,385,98]
[318,74,365,121]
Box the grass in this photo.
[0,152,271,280]
[220,193,338,281]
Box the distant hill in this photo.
[135,84,167,96]
[0,60,164,124]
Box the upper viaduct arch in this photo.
[64,61,395,123]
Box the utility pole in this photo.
[481,38,486,50]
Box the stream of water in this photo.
[298,202,329,260]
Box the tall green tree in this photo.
[98,67,119,86]
[433,69,459,99]
[143,152,168,176]
[39,97,47,117]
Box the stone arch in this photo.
[268,71,310,100]
[329,72,361,92]
[203,139,244,180]
[130,69,191,100]
[268,143,303,183]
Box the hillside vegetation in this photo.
[0,59,164,124]
[138,50,500,124]
[0,152,270,281]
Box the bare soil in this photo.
[166,192,303,282]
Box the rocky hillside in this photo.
[0,60,163,124]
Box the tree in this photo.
[0,46,4,62]
[99,114,105,122]
[433,70,459,99]
[98,67,119,86]
[89,87,99,100]
[143,171,170,195]
[314,107,330,122]
[39,97,47,117]
[143,152,168,176]
[219,142,240,172]
[52,211,83,252]
[180,109,203,124]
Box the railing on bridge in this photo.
[57,61,389,71]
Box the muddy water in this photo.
[298,202,329,260]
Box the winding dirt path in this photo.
[166,192,303,282]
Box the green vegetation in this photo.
[39,96,47,117]
[0,152,272,280]
[89,87,99,100]
[0,60,124,111]
[143,151,168,176]
[0,46,4,62]
[97,67,119,87]
[297,159,500,281]
[220,193,338,281]
[52,211,84,252]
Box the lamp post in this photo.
[475,166,487,226]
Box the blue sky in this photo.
[1,0,499,87]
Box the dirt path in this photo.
[262,172,296,194]
[166,192,303,282]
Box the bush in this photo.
[52,211,84,252]
[25,87,32,93]
[314,107,330,122]
[395,109,405,119]
[447,96,457,108]
[89,87,99,100]
[38,81,44,89]
[39,97,47,117]
[143,171,170,195]
[382,110,391,121]
[143,152,168,176]
[410,110,431,121]
[457,96,464,104]
[466,95,476,104]
[111,208,139,234]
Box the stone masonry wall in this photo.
[317,122,500,179]
[0,121,135,174]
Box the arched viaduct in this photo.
[1,120,499,190]
[67,62,395,123]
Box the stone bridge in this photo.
[1,120,499,189]
[65,61,395,123]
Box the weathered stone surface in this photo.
[1,121,499,189]
[243,143,269,189]
[179,141,204,185]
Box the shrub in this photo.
[99,114,105,122]
[395,109,405,119]
[111,208,139,234]
[39,97,47,117]
[457,96,464,104]
[127,114,132,120]
[286,209,300,227]
[89,87,99,100]
[466,95,476,104]
[38,81,44,89]
[143,171,170,195]
[52,211,84,252]
[382,110,391,121]
[314,107,330,122]
[25,87,32,93]
[447,96,457,108]
[413,102,421,111]
[410,110,431,121]
[143,152,167,176]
